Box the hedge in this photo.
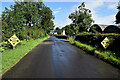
[75,32,120,57]
[54,34,68,39]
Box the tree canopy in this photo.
[2,0,55,41]
[116,1,120,24]
[63,2,94,36]
[69,2,94,33]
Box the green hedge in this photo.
[69,37,120,68]
[75,32,120,57]
[54,34,68,39]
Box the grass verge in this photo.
[94,50,120,67]
[69,37,120,69]
[2,36,49,74]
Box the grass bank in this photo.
[2,36,49,74]
[69,37,120,69]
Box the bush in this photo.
[69,37,120,68]
[0,41,9,52]
[54,34,68,39]
[69,37,75,44]
[75,32,120,57]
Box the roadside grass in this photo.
[54,35,120,68]
[74,41,96,51]
[2,36,49,74]
[94,50,120,66]
[61,39,68,40]
[69,37,120,68]
[69,37,96,52]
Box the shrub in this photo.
[0,41,9,52]
[75,33,120,57]
[54,34,68,39]
[69,37,75,44]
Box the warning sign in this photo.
[8,34,20,47]
[101,37,111,49]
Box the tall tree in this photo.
[55,27,60,31]
[64,25,74,36]
[2,0,55,41]
[69,2,94,33]
[116,1,120,24]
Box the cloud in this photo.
[54,19,72,28]
[53,8,61,14]
[53,11,59,14]
[92,14,116,25]
[58,7,62,10]
[107,3,117,11]
[85,1,117,25]
[71,1,117,25]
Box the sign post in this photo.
[8,34,20,49]
[101,37,111,49]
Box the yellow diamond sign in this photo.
[101,37,111,49]
[8,34,20,47]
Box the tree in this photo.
[116,1,120,24]
[69,2,94,33]
[55,27,60,30]
[55,27,62,34]
[69,24,77,34]
[2,0,55,41]
[57,29,62,35]
[64,25,74,36]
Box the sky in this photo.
[1,0,119,28]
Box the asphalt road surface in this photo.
[2,36,120,78]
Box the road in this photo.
[2,36,120,78]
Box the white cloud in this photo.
[53,1,118,28]
[53,11,59,14]
[92,14,116,25]
[85,1,117,25]
[54,19,72,28]
[107,3,117,11]
[58,7,62,10]
[86,1,104,9]
[52,8,61,14]
[71,4,79,12]
[71,1,117,25]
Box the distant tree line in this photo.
[2,0,55,41]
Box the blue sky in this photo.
[1,1,119,28]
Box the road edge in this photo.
[0,37,50,78]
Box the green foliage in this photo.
[55,27,62,35]
[2,1,55,49]
[89,25,102,33]
[69,37,75,44]
[57,29,62,35]
[2,1,54,40]
[69,38,120,67]
[75,33,120,58]
[64,25,74,36]
[0,42,9,52]
[63,2,94,36]
[69,38,96,52]
[77,32,93,35]
[2,36,49,73]
[115,1,120,24]
[74,41,96,51]
[69,2,94,33]
[94,50,120,66]
[54,34,68,39]
[55,27,60,30]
